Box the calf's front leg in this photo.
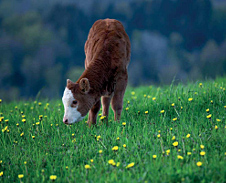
[87,100,101,127]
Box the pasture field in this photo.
[0,78,226,183]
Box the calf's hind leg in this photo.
[111,77,128,121]
[88,100,101,127]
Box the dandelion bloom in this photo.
[131,91,135,95]
[50,175,57,180]
[215,125,218,129]
[90,159,94,163]
[157,134,161,138]
[145,111,148,114]
[206,108,209,112]
[216,119,221,122]
[116,162,120,167]
[125,107,129,111]
[123,144,126,148]
[170,128,173,131]
[99,150,103,154]
[20,132,24,137]
[186,134,191,138]
[199,83,203,87]
[144,94,147,98]
[206,114,212,119]
[166,149,170,154]
[22,119,26,123]
[152,97,156,101]
[85,165,91,169]
[126,162,135,169]
[200,151,205,156]
[177,155,183,160]
[187,152,192,155]
[173,141,178,147]
[18,174,24,179]
[197,162,202,167]
[200,145,204,149]
[112,146,119,151]
[171,103,175,107]
[152,155,157,159]
[122,122,126,126]
[0,171,3,177]
[160,110,165,114]
[100,116,106,120]
[173,118,177,121]
[188,98,193,102]
[117,137,120,140]
[108,159,116,166]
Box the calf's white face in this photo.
[62,87,84,124]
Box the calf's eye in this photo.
[72,100,77,105]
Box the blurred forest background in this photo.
[0,0,226,100]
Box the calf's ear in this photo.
[66,79,76,90]
[79,78,90,94]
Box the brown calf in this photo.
[62,19,131,126]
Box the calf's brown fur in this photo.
[67,19,130,126]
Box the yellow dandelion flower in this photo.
[127,101,130,104]
[36,122,40,125]
[24,161,27,165]
[32,136,35,139]
[188,98,193,102]
[22,119,26,123]
[173,117,177,121]
[18,174,24,179]
[117,137,120,140]
[177,155,184,160]
[181,106,183,110]
[145,111,148,114]
[206,114,212,119]
[90,159,93,163]
[186,134,191,138]
[200,145,204,149]
[187,152,192,155]
[215,125,218,129]
[50,175,57,180]
[196,162,202,167]
[216,119,221,122]
[152,155,157,159]
[144,94,147,98]
[170,128,173,131]
[173,141,178,147]
[122,122,126,126]
[206,108,209,112]
[131,91,135,95]
[126,162,135,169]
[160,110,164,114]
[98,113,102,117]
[224,106,226,109]
[99,150,103,154]
[22,115,26,118]
[166,149,170,154]
[171,103,175,107]
[152,97,156,101]
[72,133,75,136]
[157,134,161,138]
[199,83,202,87]
[100,116,106,120]
[20,132,24,137]
[211,100,213,104]
[123,144,126,148]
[38,102,42,106]
[178,149,181,152]
[0,171,3,177]
[125,107,129,111]
[112,146,119,151]
[85,165,91,169]
[200,151,205,156]
[172,136,176,140]
[0,99,2,103]
[108,159,115,165]
[147,95,151,98]
[116,162,120,167]
[72,139,76,143]
[66,166,68,169]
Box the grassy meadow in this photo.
[0,78,226,182]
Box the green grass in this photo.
[0,78,226,183]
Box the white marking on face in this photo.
[62,87,84,124]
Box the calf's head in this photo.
[62,78,93,125]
